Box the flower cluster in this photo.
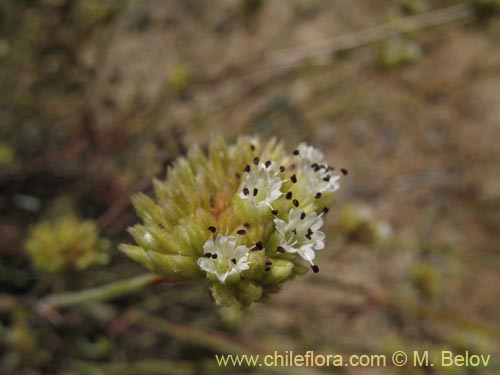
[25,215,110,274]
[120,136,345,307]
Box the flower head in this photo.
[120,135,345,307]
[25,215,110,274]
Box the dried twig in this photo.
[268,3,472,69]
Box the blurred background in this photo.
[1,0,499,374]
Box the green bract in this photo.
[121,136,345,307]
[25,215,110,274]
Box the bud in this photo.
[121,135,345,308]
[25,215,109,274]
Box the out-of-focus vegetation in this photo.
[25,214,109,275]
[1,1,499,374]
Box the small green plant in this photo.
[378,36,422,69]
[25,215,110,275]
[121,135,346,308]
[167,64,194,98]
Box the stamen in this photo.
[292,228,297,235]
[250,144,255,151]
[265,260,272,266]
[237,229,246,235]
[265,266,271,271]
[279,166,285,173]
[253,157,260,165]
[253,188,258,196]
[293,149,299,155]
[293,199,299,207]
[291,174,297,183]
[341,168,348,175]
[231,258,237,264]
[300,212,306,220]
[311,264,319,273]
[286,192,292,200]
[243,187,249,196]
[208,226,216,233]
[276,246,285,253]
[323,175,331,182]
[271,209,278,216]
[244,165,251,173]
[235,172,241,179]
[322,207,329,214]
[211,254,218,259]
[265,160,272,168]
[305,232,312,240]
[255,241,263,250]
[205,253,212,258]
[243,223,250,228]
[315,192,322,199]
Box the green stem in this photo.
[36,273,165,312]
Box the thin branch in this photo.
[268,3,472,69]
[36,273,166,314]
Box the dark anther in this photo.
[293,150,299,155]
[279,166,285,173]
[265,266,271,271]
[291,174,297,183]
[311,264,319,273]
[231,258,237,264]
[255,242,263,250]
[237,229,246,235]
[286,192,292,200]
[253,157,260,165]
[265,260,272,266]
[235,172,241,179]
[311,163,318,169]
[243,223,250,228]
[244,165,251,173]
[300,212,306,220]
[208,226,216,233]
[265,160,272,168]
[305,232,312,240]
[271,209,278,216]
[293,199,299,207]
[341,168,348,175]
[292,228,297,235]
[205,253,212,258]
[323,175,331,182]
[250,144,255,151]
[243,187,249,196]
[211,254,218,259]
[322,207,329,214]
[253,188,258,196]
[276,246,285,253]
[315,192,322,199]
[307,228,313,235]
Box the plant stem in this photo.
[36,273,165,312]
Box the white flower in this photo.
[197,234,251,283]
[295,143,341,194]
[297,143,325,164]
[274,208,325,264]
[239,161,283,208]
